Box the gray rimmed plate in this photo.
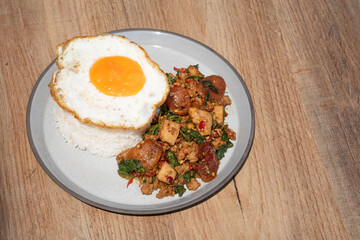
[27,29,254,215]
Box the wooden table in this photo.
[1,0,359,239]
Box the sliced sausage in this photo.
[198,75,226,102]
[165,86,191,115]
[196,152,219,182]
[116,140,163,170]
[197,141,216,159]
[196,141,219,182]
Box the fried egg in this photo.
[49,34,169,129]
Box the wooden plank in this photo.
[272,0,360,238]
[220,0,350,238]
[0,0,358,239]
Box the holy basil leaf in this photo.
[159,103,169,116]
[187,75,204,82]
[174,183,186,197]
[212,121,222,129]
[216,144,228,160]
[181,128,205,145]
[201,80,218,93]
[118,159,146,179]
[205,88,210,101]
[165,150,179,167]
[181,171,195,183]
[146,123,161,135]
[221,128,229,142]
[166,111,182,123]
[166,73,178,85]
[216,129,234,160]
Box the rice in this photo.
[53,103,144,158]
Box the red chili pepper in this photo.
[160,142,164,146]
[148,172,156,177]
[209,106,214,111]
[166,176,174,184]
[186,79,191,83]
[225,112,228,117]
[174,67,186,73]
[214,129,220,138]
[198,121,206,132]
[127,178,133,188]
[158,159,169,168]
[163,157,169,162]
[189,165,192,170]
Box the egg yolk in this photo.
[89,56,146,97]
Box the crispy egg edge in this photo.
[48,34,170,130]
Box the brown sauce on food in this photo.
[165,86,191,116]
[116,65,236,198]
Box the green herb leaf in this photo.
[201,80,218,93]
[166,73,177,85]
[181,171,194,183]
[216,129,234,160]
[118,159,146,179]
[187,75,204,82]
[212,121,222,129]
[159,103,169,116]
[166,111,182,123]
[216,144,228,160]
[165,150,180,167]
[174,183,186,197]
[192,64,199,69]
[205,88,210,102]
[146,123,161,135]
[181,128,205,144]
[221,129,229,142]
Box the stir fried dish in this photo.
[116,65,236,198]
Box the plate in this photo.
[27,29,255,215]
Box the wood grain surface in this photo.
[1,0,359,239]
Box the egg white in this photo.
[49,34,169,129]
